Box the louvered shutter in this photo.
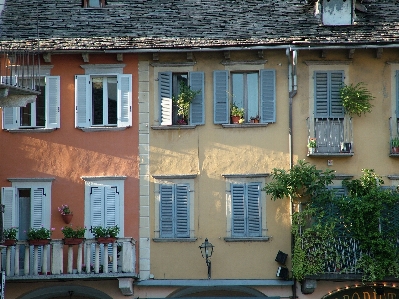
[175,184,190,238]
[314,72,329,118]
[213,70,229,124]
[231,184,246,237]
[117,74,132,127]
[330,72,345,117]
[160,184,174,238]
[2,107,18,129]
[247,183,261,237]
[90,186,105,235]
[31,188,46,230]
[2,187,15,230]
[159,72,172,126]
[260,69,276,123]
[75,75,91,128]
[105,186,119,229]
[45,76,60,129]
[396,71,399,119]
[189,72,205,125]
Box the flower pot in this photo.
[96,237,116,244]
[2,239,17,246]
[308,147,315,155]
[62,214,73,224]
[392,147,399,154]
[28,239,50,246]
[63,238,85,245]
[231,116,241,124]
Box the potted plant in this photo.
[250,115,260,123]
[339,82,374,117]
[392,137,399,154]
[61,225,87,245]
[27,226,54,246]
[2,227,18,246]
[307,138,317,154]
[58,204,73,224]
[231,103,244,124]
[91,225,120,244]
[172,81,200,125]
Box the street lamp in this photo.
[199,238,214,279]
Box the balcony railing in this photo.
[0,238,136,280]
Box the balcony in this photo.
[0,238,137,280]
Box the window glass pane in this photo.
[19,78,45,127]
[92,77,104,125]
[107,77,117,125]
[18,189,31,241]
[172,73,188,125]
[20,104,32,126]
[36,85,45,126]
[232,73,244,109]
[247,73,259,119]
[88,0,100,7]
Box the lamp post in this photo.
[199,238,214,279]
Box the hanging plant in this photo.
[339,82,374,116]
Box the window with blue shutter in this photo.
[160,183,190,238]
[158,72,204,126]
[231,182,262,237]
[213,69,276,124]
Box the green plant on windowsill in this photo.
[90,225,120,238]
[172,81,200,121]
[231,102,244,118]
[307,138,317,148]
[27,226,54,240]
[61,225,87,238]
[339,82,374,117]
[4,227,18,240]
[392,137,399,148]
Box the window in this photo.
[75,74,132,129]
[314,71,347,153]
[322,0,353,26]
[83,0,106,8]
[158,71,204,126]
[2,76,60,130]
[213,69,276,124]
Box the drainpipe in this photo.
[286,48,298,299]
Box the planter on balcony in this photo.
[2,239,17,246]
[28,239,51,246]
[63,238,85,245]
[62,214,73,224]
[96,237,116,244]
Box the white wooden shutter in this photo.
[160,184,174,238]
[90,186,105,235]
[189,72,205,125]
[45,76,60,129]
[247,183,261,237]
[75,75,91,128]
[117,74,132,127]
[175,184,189,238]
[231,184,246,237]
[260,69,276,123]
[105,186,119,229]
[31,188,47,230]
[159,72,172,126]
[2,187,16,229]
[213,70,229,124]
[2,107,18,130]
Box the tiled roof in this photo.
[1,0,399,51]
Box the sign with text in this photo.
[324,286,399,299]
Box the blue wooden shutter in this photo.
[105,186,119,229]
[247,183,261,237]
[396,71,399,119]
[2,187,15,229]
[117,74,132,127]
[314,72,329,118]
[231,184,246,237]
[45,76,60,129]
[175,184,190,238]
[260,69,276,123]
[330,72,345,118]
[189,72,205,125]
[75,75,91,128]
[2,107,18,130]
[213,70,229,124]
[159,72,172,126]
[160,184,174,238]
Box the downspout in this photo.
[286,48,298,299]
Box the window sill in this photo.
[307,152,354,158]
[389,153,399,157]
[224,237,270,242]
[221,123,269,128]
[6,128,56,133]
[78,127,128,132]
[151,125,196,130]
[152,238,197,242]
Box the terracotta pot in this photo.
[63,238,85,245]
[392,147,399,154]
[28,239,50,246]
[96,237,116,244]
[2,239,17,246]
[62,214,73,224]
[231,116,241,124]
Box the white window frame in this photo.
[321,0,353,26]
[224,175,268,241]
[153,175,196,240]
